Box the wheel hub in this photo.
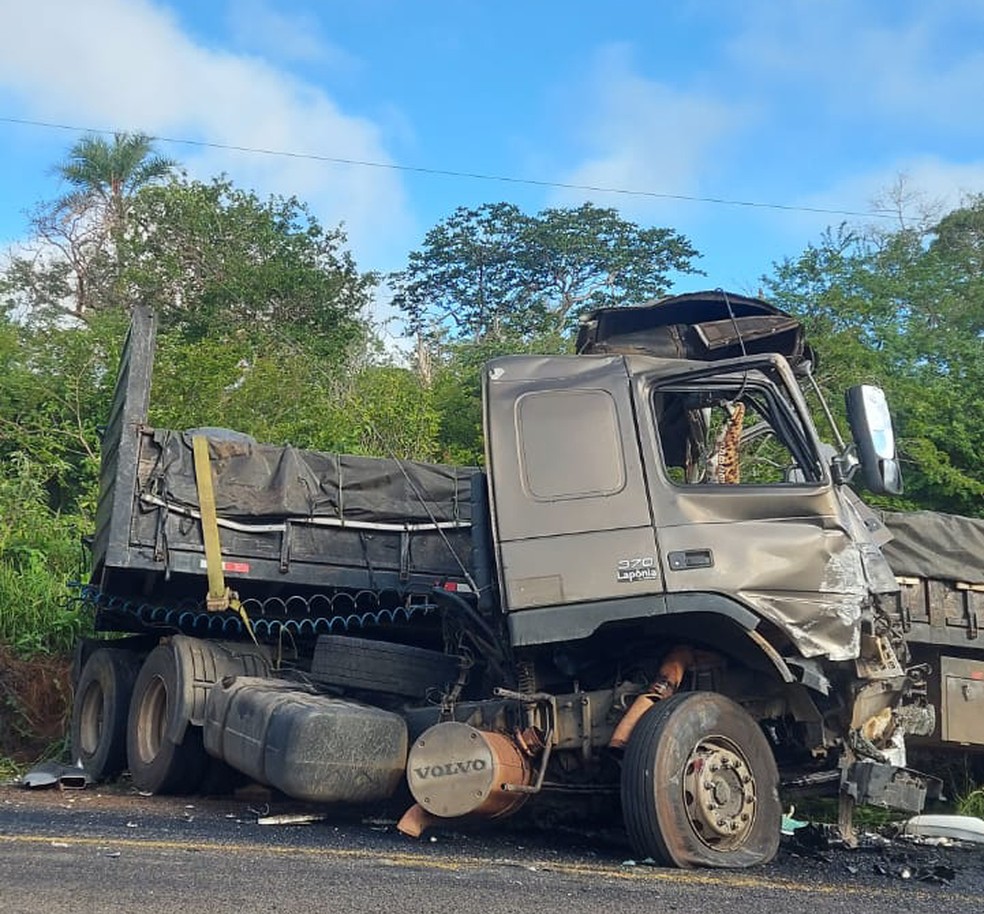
[78,681,105,756]
[683,738,757,848]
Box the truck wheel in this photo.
[621,691,780,868]
[310,635,461,698]
[71,648,141,781]
[126,645,208,794]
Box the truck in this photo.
[70,289,975,869]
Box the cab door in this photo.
[484,355,664,626]
[636,356,865,661]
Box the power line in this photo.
[0,114,898,220]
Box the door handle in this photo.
[668,549,714,571]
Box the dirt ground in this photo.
[0,645,72,765]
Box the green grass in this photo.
[0,560,88,657]
[956,787,984,818]
[0,756,24,783]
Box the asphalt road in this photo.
[1,783,982,914]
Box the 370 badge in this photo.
[616,556,660,583]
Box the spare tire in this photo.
[310,635,460,698]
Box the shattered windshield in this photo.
[652,372,823,486]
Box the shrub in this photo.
[0,453,91,657]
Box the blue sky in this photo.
[2,0,984,330]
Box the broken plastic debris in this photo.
[256,813,327,826]
[781,814,809,836]
[902,814,984,845]
[21,762,92,790]
[918,864,956,885]
[873,859,956,884]
[21,761,91,790]
[23,770,57,789]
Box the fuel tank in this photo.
[204,676,407,803]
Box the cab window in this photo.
[653,375,822,486]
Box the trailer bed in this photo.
[90,306,483,621]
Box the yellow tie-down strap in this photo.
[191,436,256,644]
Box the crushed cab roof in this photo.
[576,290,815,372]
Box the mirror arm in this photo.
[831,444,859,486]
[803,367,847,452]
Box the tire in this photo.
[126,645,209,795]
[621,691,780,869]
[310,635,460,698]
[70,649,141,781]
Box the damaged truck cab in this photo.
[480,291,931,854]
[73,291,934,871]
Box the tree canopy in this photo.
[0,144,402,518]
[763,198,984,517]
[119,175,374,352]
[55,132,176,229]
[391,202,702,344]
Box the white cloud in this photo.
[725,2,984,132]
[0,0,413,271]
[798,156,984,234]
[224,0,361,69]
[549,43,756,222]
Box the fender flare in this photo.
[507,591,798,686]
[661,595,797,685]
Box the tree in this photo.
[3,133,175,322]
[0,164,384,514]
[55,132,176,232]
[119,176,374,354]
[763,199,984,517]
[391,202,702,345]
[0,304,128,514]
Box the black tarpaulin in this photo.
[880,510,984,584]
[145,429,477,525]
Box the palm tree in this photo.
[55,132,176,228]
[49,132,175,316]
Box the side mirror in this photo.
[845,385,903,495]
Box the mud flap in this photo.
[165,636,272,745]
[841,761,942,814]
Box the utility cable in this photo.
[0,114,900,220]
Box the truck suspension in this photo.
[609,645,695,749]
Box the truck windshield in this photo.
[652,374,823,486]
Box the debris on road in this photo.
[21,761,91,790]
[901,814,984,845]
[256,813,328,826]
[781,808,809,836]
[777,812,976,888]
